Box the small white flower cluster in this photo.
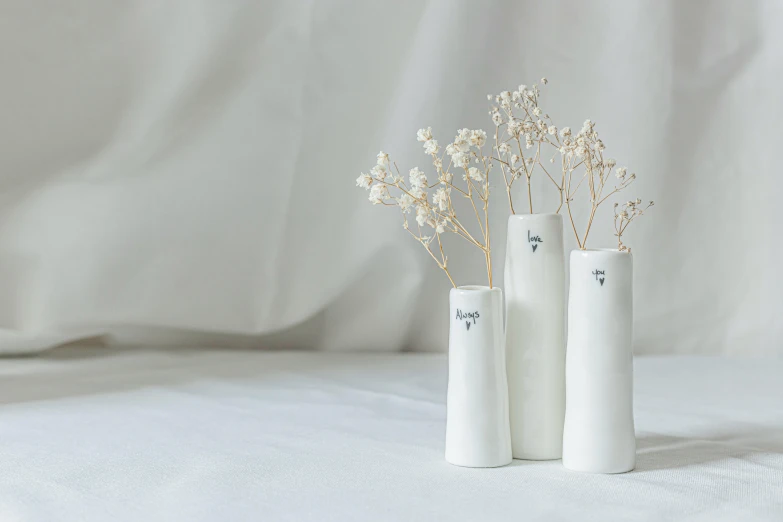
[487,78,565,213]
[487,78,651,249]
[443,128,487,170]
[354,77,653,282]
[614,199,654,252]
[355,125,496,288]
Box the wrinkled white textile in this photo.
[0,1,781,355]
[0,348,781,521]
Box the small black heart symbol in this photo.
[531,244,538,252]
[466,321,471,331]
[599,278,605,286]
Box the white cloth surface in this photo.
[1,348,781,521]
[0,1,781,356]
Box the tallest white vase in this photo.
[504,213,566,460]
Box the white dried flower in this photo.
[487,94,492,101]
[436,222,445,234]
[445,143,457,156]
[540,77,548,85]
[616,167,627,179]
[492,111,503,126]
[560,127,571,137]
[355,173,372,189]
[371,164,386,180]
[409,167,427,188]
[424,139,439,155]
[606,158,617,168]
[470,129,487,147]
[454,136,470,153]
[507,120,522,137]
[377,151,390,166]
[548,125,557,135]
[410,186,426,200]
[518,84,527,93]
[368,184,388,204]
[500,91,512,101]
[416,127,433,142]
[511,154,520,164]
[498,143,511,155]
[575,146,587,156]
[415,205,429,226]
[432,187,450,211]
[467,167,483,181]
[533,107,542,116]
[451,152,470,168]
[397,194,414,213]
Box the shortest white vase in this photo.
[445,285,512,468]
[562,249,636,474]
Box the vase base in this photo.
[512,454,562,461]
[562,460,635,474]
[445,457,513,468]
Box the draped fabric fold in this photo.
[0,0,779,355]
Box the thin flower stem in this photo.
[405,227,456,288]
[483,182,492,288]
[376,178,484,250]
[464,176,485,238]
[435,231,456,288]
[537,160,561,190]
[581,207,596,249]
[571,170,589,194]
[494,128,515,214]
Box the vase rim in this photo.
[453,285,502,294]
[571,248,631,255]
[508,212,562,220]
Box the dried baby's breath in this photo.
[355,128,495,288]
[614,199,654,252]
[489,79,652,249]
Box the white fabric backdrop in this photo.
[0,0,780,355]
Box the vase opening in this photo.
[457,285,492,291]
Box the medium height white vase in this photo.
[562,249,636,474]
[504,213,565,460]
[445,286,512,468]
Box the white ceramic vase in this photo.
[504,213,565,460]
[445,286,512,468]
[562,249,636,473]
